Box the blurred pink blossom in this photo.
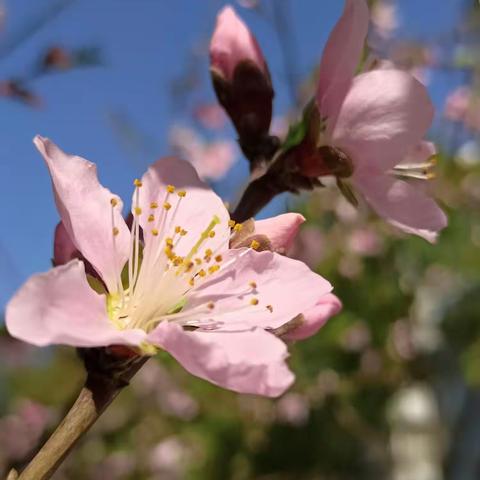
[347,228,384,257]
[169,126,237,181]
[444,86,471,121]
[371,1,399,40]
[193,103,227,130]
[0,400,51,462]
[149,437,189,478]
[276,393,310,426]
[289,226,326,267]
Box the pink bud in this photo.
[210,6,267,81]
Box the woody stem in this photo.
[10,352,147,480]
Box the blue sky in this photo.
[0,0,467,309]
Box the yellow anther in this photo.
[215,255,223,262]
[166,185,175,193]
[177,190,186,198]
[205,248,213,257]
[208,265,220,274]
[250,298,259,306]
[133,178,143,187]
[147,214,155,222]
[152,229,159,236]
[134,206,142,216]
[174,256,184,266]
[207,302,215,310]
[150,201,158,209]
[189,277,195,286]
[195,258,202,265]
[180,229,187,236]
[112,227,119,236]
[198,269,206,277]
[250,240,260,250]
[110,197,118,207]
[228,219,236,228]
[234,223,243,232]
[266,305,273,312]
[184,260,194,271]
[163,202,172,210]
[209,231,216,238]
[175,226,182,234]
[165,237,174,247]
[249,281,257,289]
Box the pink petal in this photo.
[253,213,305,253]
[333,70,434,173]
[53,221,78,266]
[210,6,267,81]
[283,293,342,341]
[6,260,146,347]
[138,157,230,256]
[400,141,436,166]
[353,173,447,242]
[34,136,130,293]
[149,322,294,397]
[316,0,369,133]
[180,249,333,331]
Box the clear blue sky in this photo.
[0,0,466,310]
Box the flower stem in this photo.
[13,352,147,480]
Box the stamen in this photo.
[250,298,259,306]
[133,179,143,187]
[266,305,273,312]
[167,185,175,193]
[150,201,158,209]
[177,190,186,197]
[250,240,260,250]
[147,214,155,222]
[228,219,236,228]
[208,265,220,274]
[249,281,257,289]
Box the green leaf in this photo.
[281,118,308,152]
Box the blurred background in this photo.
[1,0,480,478]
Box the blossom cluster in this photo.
[6,0,446,399]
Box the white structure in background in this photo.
[389,383,445,480]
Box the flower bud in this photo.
[210,6,274,161]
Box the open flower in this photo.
[300,0,447,242]
[6,136,338,397]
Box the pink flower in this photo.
[210,6,267,82]
[6,136,338,397]
[311,0,447,242]
[169,126,237,181]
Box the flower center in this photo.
[107,180,228,334]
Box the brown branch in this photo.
[12,351,147,480]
